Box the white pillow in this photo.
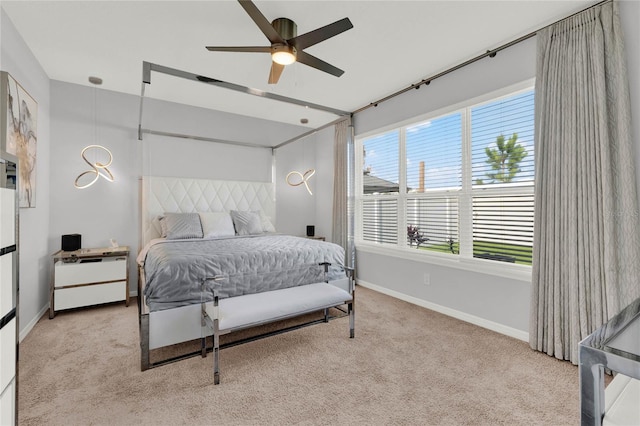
[258,211,276,233]
[230,210,264,236]
[199,212,235,238]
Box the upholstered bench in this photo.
[202,280,355,384]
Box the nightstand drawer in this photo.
[55,258,126,287]
[54,281,126,310]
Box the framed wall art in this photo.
[1,71,37,208]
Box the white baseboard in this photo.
[19,303,49,343]
[357,280,529,342]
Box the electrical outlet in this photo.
[423,273,431,286]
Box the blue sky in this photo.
[363,90,535,191]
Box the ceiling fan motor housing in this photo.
[271,18,297,65]
[272,17,297,39]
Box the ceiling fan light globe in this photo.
[271,45,297,65]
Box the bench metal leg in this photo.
[213,337,220,385]
[349,292,355,339]
[200,301,207,358]
[347,268,355,339]
[324,308,329,323]
[349,303,355,338]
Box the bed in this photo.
[137,176,354,377]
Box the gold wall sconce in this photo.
[286,169,315,195]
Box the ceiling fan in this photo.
[206,0,353,84]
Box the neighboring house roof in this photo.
[363,173,400,193]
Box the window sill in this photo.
[356,242,532,282]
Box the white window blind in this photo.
[356,84,535,268]
[362,199,398,244]
[407,196,459,254]
[472,194,534,264]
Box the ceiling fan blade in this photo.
[296,51,344,77]
[237,0,285,44]
[268,62,285,84]
[206,46,272,53]
[288,18,353,50]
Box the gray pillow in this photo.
[158,216,168,238]
[230,210,263,236]
[163,213,203,240]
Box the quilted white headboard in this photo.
[140,176,275,247]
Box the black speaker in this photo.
[61,234,81,251]
[306,225,315,237]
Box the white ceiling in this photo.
[2,0,594,129]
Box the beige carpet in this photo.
[19,286,580,425]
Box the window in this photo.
[361,131,400,244]
[356,85,535,267]
[362,131,399,195]
[406,114,462,192]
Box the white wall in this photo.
[273,125,336,241]
[1,9,51,339]
[49,82,141,292]
[274,134,318,236]
[312,126,336,241]
[350,0,640,337]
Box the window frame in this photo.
[355,79,535,282]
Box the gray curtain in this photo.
[530,0,640,364]
[332,119,350,254]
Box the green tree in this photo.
[484,133,527,183]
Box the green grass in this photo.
[418,240,532,265]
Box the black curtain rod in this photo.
[352,0,611,115]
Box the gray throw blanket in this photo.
[141,235,345,311]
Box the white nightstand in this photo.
[49,246,129,318]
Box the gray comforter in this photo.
[141,235,345,311]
